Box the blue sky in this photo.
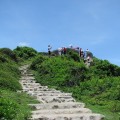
[0,0,120,66]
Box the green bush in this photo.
[63,65,89,87]
[0,54,7,63]
[91,58,120,78]
[30,52,120,120]
[0,47,40,120]
[67,49,80,62]
[0,63,21,91]
[0,48,18,62]
[13,46,37,60]
[30,55,46,70]
[0,76,21,91]
[0,97,19,120]
[109,101,120,112]
[0,89,39,120]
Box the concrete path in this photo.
[19,65,104,120]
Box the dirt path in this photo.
[19,65,104,120]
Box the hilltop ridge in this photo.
[0,46,120,120]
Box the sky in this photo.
[0,0,120,66]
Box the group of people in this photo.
[58,47,67,55]
[79,48,90,62]
[48,45,92,64]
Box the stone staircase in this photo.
[19,65,104,120]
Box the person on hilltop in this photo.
[86,49,89,57]
[86,48,89,52]
[63,47,67,55]
[69,44,73,49]
[58,47,62,56]
[80,48,84,58]
[74,46,79,56]
[76,47,79,51]
[48,45,52,57]
[60,47,64,55]
[87,56,90,62]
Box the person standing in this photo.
[86,49,89,57]
[63,47,66,55]
[58,47,62,56]
[69,44,73,49]
[80,48,84,58]
[48,45,52,57]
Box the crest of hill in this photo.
[0,46,120,119]
[0,48,18,62]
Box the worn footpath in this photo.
[19,65,104,120]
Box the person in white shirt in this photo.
[58,47,62,56]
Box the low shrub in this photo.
[0,63,21,91]
[13,46,38,60]
[30,55,46,70]
[0,89,39,120]
[0,97,19,120]
[0,48,18,62]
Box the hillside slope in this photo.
[0,46,120,120]
[0,48,38,120]
[30,49,120,120]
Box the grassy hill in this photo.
[30,48,120,120]
[0,47,38,120]
[0,46,120,120]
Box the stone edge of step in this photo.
[29,113,105,120]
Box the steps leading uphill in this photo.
[19,65,104,120]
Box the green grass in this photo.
[0,62,21,91]
[0,89,39,120]
[86,104,120,120]
[30,55,120,120]
[0,48,39,120]
[2,46,119,120]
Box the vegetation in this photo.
[30,49,120,120]
[1,46,120,120]
[13,46,37,61]
[0,47,38,120]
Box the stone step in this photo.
[22,83,41,86]
[38,96,75,103]
[26,92,38,98]
[32,108,92,115]
[27,73,34,76]
[34,90,61,93]
[30,113,104,120]
[20,76,35,80]
[23,84,47,89]
[19,65,104,120]
[22,88,35,92]
[26,91,65,97]
[20,80,36,83]
[21,86,62,94]
[21,85,43,89]
[37,93,72,96]
[29,102,85,110]
[22,88,57,92]
[41,96,74,99]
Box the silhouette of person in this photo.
[48,45,52,57]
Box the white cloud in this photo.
[18,42,30,47]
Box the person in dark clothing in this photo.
[63,47,66,55]
[48,45,52,57]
